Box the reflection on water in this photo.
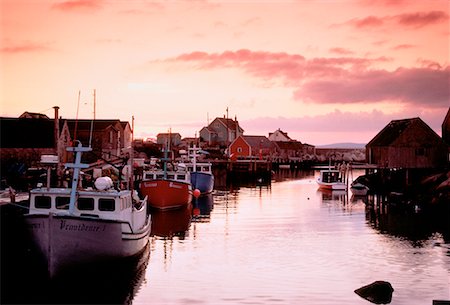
[151,205,192,239]
[137,170,449,305]
[2,170,449,305]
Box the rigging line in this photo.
[74,90,81,144]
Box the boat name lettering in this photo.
[169,182,182,189]
[59,220,105,232]
[144,182,157,187]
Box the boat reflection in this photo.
[150,204,192,238]
[317,189,348,205]
[192,193,214,223]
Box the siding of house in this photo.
[366,118,447,168]
[229,136,251,157]
[199,117,244,146]
[156,133,182,147]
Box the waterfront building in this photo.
[199,116,244,147]
[229,135,275,159]
[366,117,448,169]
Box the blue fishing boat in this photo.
[180,146,214,195]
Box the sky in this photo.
[1,0,449,145]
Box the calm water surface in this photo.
[1,170,449,305]
[133,170,449,305]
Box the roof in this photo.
[214,117,244,132]
[241,135,273,149]
[269,129,292,140]
[1,117,55,148]
[443,107,450,128]
[367,117,439,147]
[275,141,304,150]
[156,133,182,137]
[19,112,50,119]
[65,119,122,138]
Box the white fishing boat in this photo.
[24,142,151,278]
[316,169,347,190]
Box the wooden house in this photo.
[366,117,448,169]
[156,132,182,147]
[229,135,275,159]
[1,107,71,186]
[65,119,130,162]
[273,141,306,160]
[199,116,244,147]
[268,129,292,142]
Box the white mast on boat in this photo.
[66,141,91,215]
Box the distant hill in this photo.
[316,143,366,149]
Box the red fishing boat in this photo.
[140,153,192,210]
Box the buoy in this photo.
[193,189,201,198]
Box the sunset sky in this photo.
[1,0,449,145]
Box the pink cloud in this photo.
[329,48,354,55]
[396,11,448,28]
[391,44,415,50]
[296,67,450,107]
[52,0,102,11]
[345,10,448,29]
[1,42,50,54]
[353,16,384,28]
[168,49,449,108]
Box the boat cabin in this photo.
[29,188,135,221]
[320,170,343,183]
[143,171,190,183]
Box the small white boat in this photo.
[316,169,347,190]
[24,142,151,278]
[350,182,369,196]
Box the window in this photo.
[196,166,202,172]
[56,197,70,210]
[35,196,51,209]
[99,198,115,211]
[77,198,94,210]
[237,147,242,153]
[177,174,186,180]
[145,173,154,179]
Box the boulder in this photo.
[354,281,394,304]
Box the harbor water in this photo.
[1,170,449,304]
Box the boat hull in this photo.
[191,172,214,194]
[140,179,192,209]
[316,179,347,190]
[25,213,150,278]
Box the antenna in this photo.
[88,89,95,148]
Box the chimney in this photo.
[53,106,60,152]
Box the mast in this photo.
[130,116,134,190]
[66,142,91,215]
